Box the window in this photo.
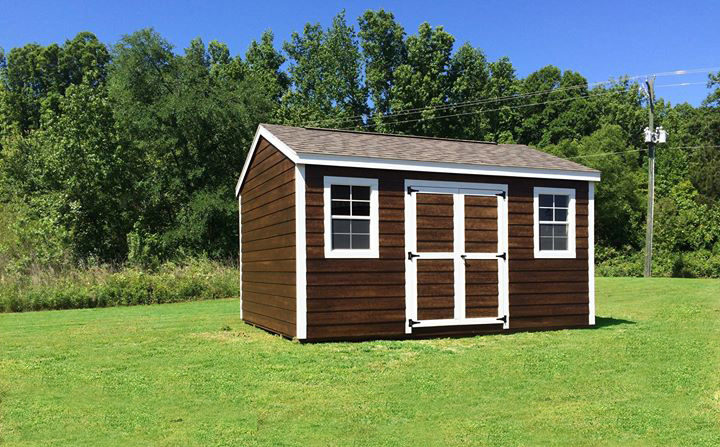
[533,187,576,258]
[323,176,379,258]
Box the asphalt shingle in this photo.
[262,124,598,173]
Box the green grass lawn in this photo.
[1,278,718,446]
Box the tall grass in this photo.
[0,259,239,313]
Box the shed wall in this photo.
[305,165,590,341]
[240,138,296,337]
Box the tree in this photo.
[389,22,455,136]
[280,11,367,127]
[245,31,289,105]
[0,32,109,133]
[484,57,520,143]
[446,43,491,140]
[109,29,273,259]
[358,9,406,130]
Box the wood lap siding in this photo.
[240,138,296,338]
[304,165,590,341]
[305,167,406,339]
[507,179,589,328]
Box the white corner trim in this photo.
[235,125,300,197]
[588,182,596,325]
[297,153,601,182]
[238,195,243,320]
[295,164,307,340]
[533,186,577,259]
[322,176,380,259]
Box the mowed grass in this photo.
[0,278,718,446]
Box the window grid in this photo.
[538,194,569,252]
[330,185,371,250]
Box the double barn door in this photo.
[404,180,509,332]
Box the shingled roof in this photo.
[261,124,598,173]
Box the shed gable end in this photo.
[240,137,297,337]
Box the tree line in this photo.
[1,9,719,276]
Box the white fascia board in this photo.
[235,125,300,197]
[295,153,601,182]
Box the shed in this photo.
[235,124,601,342]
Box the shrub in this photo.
[0,259,238,313]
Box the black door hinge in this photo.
[407,186,418,195]
[408,319,420,327]
[408,251,420,261]
[496,252,507,260]
[497,315,507,323]
[497,191,506,199]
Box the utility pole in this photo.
[643,77,655,278]
[642,78,666,277]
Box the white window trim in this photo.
[533,187,576,259]
[323,176,379,258]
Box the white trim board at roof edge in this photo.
[235,125,601,196]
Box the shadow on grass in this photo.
[594,316,635,328]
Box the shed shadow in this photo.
[594,316,635,328]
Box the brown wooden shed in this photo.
[236,124,600,342]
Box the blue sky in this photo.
[1,0,717,105]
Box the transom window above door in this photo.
[323,177,379,258]
[533,187,576,258]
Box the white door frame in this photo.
[404,179,509,333]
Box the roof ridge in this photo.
[285,125,499,145]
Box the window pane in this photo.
[555,208,568,222]
[539,237,553,251]
[331,185,350,200]
[352,185,370,200]
[539,208,553,221]
[331,200,350,216]
[539,194,553,207]
[332,219,351,234]
[553,224,568,237]
[351,219,370,234]
[332,234,351,249]
[352,201,370,216]
[554,195,569,207]
[351,234,370,249]
[554,237,568,250]
[540,224,553,236]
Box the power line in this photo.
[342,88,617,129]
[568,144,720,161]
[569,148,645,160]
[306,66,720,128]
[339,80,707,130]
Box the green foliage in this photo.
[280,11,367,126]
[358,9,406,129]
[0,259,237,313]
[655,181,720,253]
[389,22,455,136]
[0,16,719,277]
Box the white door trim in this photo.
[404,179,509,333]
